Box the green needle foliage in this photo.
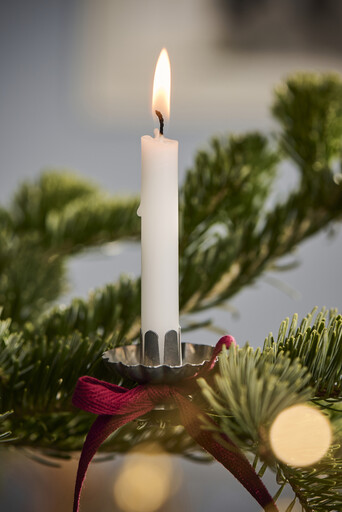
[40,276,141,340]
[264,308,342,399]
[11,170,140,250]
[272,73,342,175]
[0,231,66,324]
[11,170,99,234]
[199,309,342,450]
[200,308,342,511]
[180,133,279,246]
[198,345,313,451]
[277,447,342,512]
[0,72,342,510]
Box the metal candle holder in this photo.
[102,328,215,384]
[142,329,181,366]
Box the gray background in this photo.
[0,1,341,511]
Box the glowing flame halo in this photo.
[152,48,171,123]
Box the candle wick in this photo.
[155,110,164,135]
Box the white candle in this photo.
[139,49,179,363]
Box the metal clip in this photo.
[141,328,181,366]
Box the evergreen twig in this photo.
[0,72,342,509]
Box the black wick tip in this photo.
[155,110,164,135]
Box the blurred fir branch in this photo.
[277,447,342,512]
[45,195,140,253]
[179,73,342,313]
[272,73,342,176]
[0,72,341,509]
[0,411,13,444]
[180,133,279,249]
[0,231,66,324]
[39,276,141,340]
[0,74,341,328]
[11,170,140,250]
[11,170,98,234]
[179,151,342,313]
[0,171,140,325]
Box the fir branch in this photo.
[6,410,200,459]
[0,172,140,324]
[264,308,342,399]
[2,74,342,327]
[179,170,342,313]
[0,232,66,324]
[199,311,342,511]
[0,318,112,416]
[180,133,279,250]
[39,275,141,340]
[277,447,342,512]
[272,73,342,175]
[198,344,312,453]
[0,73,342,492]
[179,73,342,313]
[45,195,140,254]
[0,319,199,455]
[0,410,13,444]
[11,170,99,234]
[10,170,140,253]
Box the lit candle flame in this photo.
[152,48,171,124]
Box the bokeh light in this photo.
[270,404,332,467]
[113,442,182,512]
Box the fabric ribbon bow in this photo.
[72,336,278,512]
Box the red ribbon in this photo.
[72,336,278,512]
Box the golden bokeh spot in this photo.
[270,404,332,467]
[113,442,181,512]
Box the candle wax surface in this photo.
[140,131,179,362]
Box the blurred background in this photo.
[0,1,342,510]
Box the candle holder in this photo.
[142,329,181,366]
[102,334,214,385]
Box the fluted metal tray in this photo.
[102,342,214,384]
